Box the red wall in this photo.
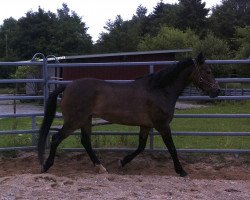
[62,53,175,80]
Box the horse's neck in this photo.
[165,66,194,98]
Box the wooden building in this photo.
[56,49,192,81]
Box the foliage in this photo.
[177,0,209,36]
[234,26,250,77]
[11,65,41,94]
[0,17,18,59]
[0,18,19,79]
[144,2,180,36]
[0,4,92,60]
[138,27,230,58]
[138,28,233,76]
[209,0,250,49]
[0,3,93,79]
[235,26,250,59]
[95,15,133,52]
[96,0,210,52]
[55,4,93,55]
[192,32,230,59]
[95,12,147,53]
[12,8,57,59]
[0,65,16,80]
[12,66,39,79]
[96,0,248,59]
[138,27,198,58]
[192,32,231,77]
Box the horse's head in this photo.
[191,53,220,98]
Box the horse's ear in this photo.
[196,52,205,65]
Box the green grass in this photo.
[0,101,250,150]
[0,87,14,94]
[220,83,250,89]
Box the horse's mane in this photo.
[147,58,194,88]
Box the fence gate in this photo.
[0,53,250,154]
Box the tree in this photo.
[138,27,232,76]
[95,15,126,52]
[192,32,230,77]
[6,4,92,60]
[234,26,250,77]
[177,0,209,36]
[193,32,230,59]
[134,4,147,19]
[235,26,250,59]
[0,4,93,80]
[13,7,59,59]
[141,0,209,37]
[138,27,198,58]
[0,17,18,59]
[12,65,41,94]
[131,4,149,38]
[95,14,144,53]
[209,0,250,48]
[56,3,93,55]
[0,18,18,79]
[94,2,182,53]
[145,2,179,36]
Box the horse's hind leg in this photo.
[80,117,107,173]
[120,126,150,167]
[155,123,187,177]
[42,123,73,173]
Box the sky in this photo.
[0,0,221,42]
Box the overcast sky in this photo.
[0,0,221,42]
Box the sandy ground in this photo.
[0,151,249,200]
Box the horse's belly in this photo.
[92,92,152,126]
[93,111,153,127]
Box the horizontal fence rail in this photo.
[0,53,250,153]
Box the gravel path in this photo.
[0,103,44,115]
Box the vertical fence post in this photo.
[149,64,155,150]
[43,56,49,109]
[42,55,50,149]
[46,55,60,92]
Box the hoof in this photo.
[40,165,47,173]
[41,162,52,173]
[118,159,127,167]
[96,164,108,174]
[179,170,188,177]
[118,159,123,167]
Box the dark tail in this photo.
[38,85,66,166]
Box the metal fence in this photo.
[0,53,250,153]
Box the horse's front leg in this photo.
[120,126,150,167]
[155,123,187,177]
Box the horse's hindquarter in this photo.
[60,79,99,123]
